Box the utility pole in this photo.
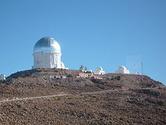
[141,62,143,75]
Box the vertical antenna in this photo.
[141,62,143,75]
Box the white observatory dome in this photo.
[33,37,61,53]
[94,67,105,75]
[33,37,65,69]
[116,65,130,74]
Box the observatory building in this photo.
[94,67,105,75]
[116,65,130,74]
[33,37,65,69]
[0,74,6,80]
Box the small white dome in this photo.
[116,65,130,74]
[95,67,105,75]
[0,74,6,80]
[33,37,61,53]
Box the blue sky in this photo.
[0,0,166,84]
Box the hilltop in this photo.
[0,68,166,125]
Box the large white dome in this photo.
[33,37,61,53]
[33,37,65,69]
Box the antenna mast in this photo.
[141,62,143,75]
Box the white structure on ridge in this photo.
[94,67,105,75]
[0,74,6,80]
[116,65,130,74]
[33,37,65,69]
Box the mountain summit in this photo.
[0,69,165,125]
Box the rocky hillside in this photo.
[0,68,165,125]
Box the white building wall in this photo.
[33,52,63,69]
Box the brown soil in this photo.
[0,68,165,125]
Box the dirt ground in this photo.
[0,69,165,125]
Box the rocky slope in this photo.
[0,68,165,125]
